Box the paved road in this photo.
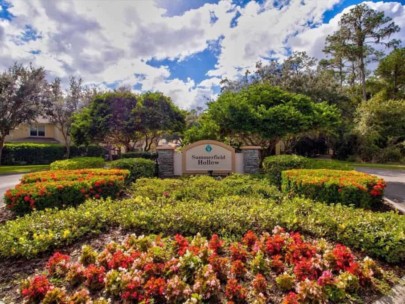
[356,167,405,212]
[0,174,24,207]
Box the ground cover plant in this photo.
[4,169,129,215]
[50,157,105,170]
[19,230,396,304]
[282,169,386,209]
[0,176,403,263]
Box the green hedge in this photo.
[282,169,386,208]
[1,143,104,165]
[4,169,129,215]
[0,176,403,263]
[121,151,158,160]
[50,157,105,170]
[108,158,155,183]
[262,155,353,187]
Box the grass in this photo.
[310,158,405,171]
[0,165,49,175]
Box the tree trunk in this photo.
[0,136,4,166]
[359,56,367,100]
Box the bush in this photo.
[4,169,129,215]
[1,176,404,263]
[120,151,158,160]
[20,232,390,304]
[281,169,386,209]
[375,147,403,163]
[1,143,65,165]
[1,144,105,165]
[50,157,105,170]
[262,155,354,187]
[132,174,282,202]
[108,158,155,183]
[262,155,309,186]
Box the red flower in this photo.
[242,230,258,250]
[265,234,285,256]
[317,271,335,286]
[209,234,224,253]
[24,195,30,202]
[144,277,166,298]
[333,244,355,272]
[107,250,134,269]
[174,234,189,256]
[94,194,100,199]
[270,254,285,273]
[230,260,246,278]
[84,264,105,290]
[252,273,267,294]
[294,259,318,281]
[225,278,247,302]
[282,292,299,304]
[21,275,52,302]
[229,243,248,262]
[47,252,70,276]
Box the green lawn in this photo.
[311,158,405,170]
[0,164,49,175]
[350,162,405,170]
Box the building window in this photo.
[30,125,45,137]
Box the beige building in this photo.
[5,118,66,145]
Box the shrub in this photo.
[50,157,105,170]
[20,232,392,303]
[262,155,309,186]
[20,169,127,184]
[1,143,105,165]
[120,151,158,160]
[108,158,155,183]
[282,169,386,208]
[4,169,129,215]
[132,174,282,202]
[0,192,404,263]
[1,143,65,165]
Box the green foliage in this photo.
[262,155,309,186]
[282,169,385,208]
[108,158,155,183]
[1,143,104,165]
[207,84,341,152]
[263,155,355,186]
[0,193,404,263]
[2,143,65,165]
[120,151,157,160]
[50,157,105,170]
[375,48,405,99]
[131,174,282,202]
[4,169,128,215]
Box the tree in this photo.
[46,77,87,158]
[375,47,405,98]
[133,92,185,151]
[324,4,400,100]
[0,64,48,165]
[206,84,341,155]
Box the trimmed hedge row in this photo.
[108,158,155,183]
[20,169,127,184]
[282,169,386,208]
[50,157,105,170]
[0,176,403,263]
[120,151,158,160]
[1,143,104,165]
[4,169,129,215]
[262,155,353,187]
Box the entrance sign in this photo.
[182,140,235,174]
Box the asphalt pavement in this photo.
[0,174,24,207]
[355,167,405,213]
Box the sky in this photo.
[0,0,404,109]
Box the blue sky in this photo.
[0,0,404,109]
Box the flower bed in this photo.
[20,169,128,184]
[282,169,386,208]
[4,169,129,215]
[20,230,395,303]
[1,194,404,263]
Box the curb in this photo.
[373,276,405,304]
[384,197,405,214]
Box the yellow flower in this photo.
[63,229,71,238]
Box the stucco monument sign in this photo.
[156,140,261,177]
[182,140,235,174]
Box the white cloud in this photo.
[0,0,404,109]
